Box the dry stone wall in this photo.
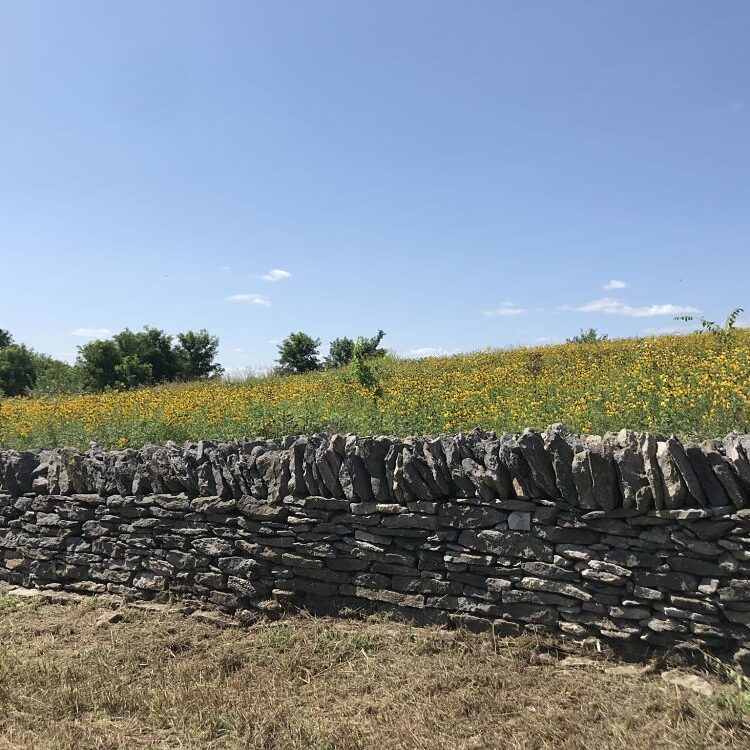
[2,427,750,670]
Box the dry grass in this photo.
[0,593,749,750]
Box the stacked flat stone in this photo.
[2,427,750,672]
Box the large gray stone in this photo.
[438,502,503,529]
[656,441,688,509]
[723,434,750,494]
[542,424,580,505]
[666,438,706,506]
[685,443,730,507]
[458,529,554,562]
[613,430,652,512]
[518,429,558,499]
[702,440,747,508]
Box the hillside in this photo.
[0,331,749,451]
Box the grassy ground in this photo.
[0,590,749,749]
[1,330,749,450]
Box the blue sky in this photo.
[1,2,748,372]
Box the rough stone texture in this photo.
[2,430,750,671]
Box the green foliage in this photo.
[359,329,386,357]
[676,307,745,345]
[0,329,83,397]
[0,344,37,396]
[325,330,386,369]
[325,337,355,369]
[30,354,85,396]
[116,353,154,389]
[349,337,382,400]
[276,332,322,374]
[565,328,609,344]
[175,329,224,379]
[77,339,123,391]
[77,327,224,391]
[114,327,181,383]
[0,328,13,350]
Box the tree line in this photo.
[0,326,387,397]
[275,330,386,374]
[0,327,222,397]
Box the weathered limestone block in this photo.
[723,434,750,494]
[542,424,580,506]
[499,437,541,499]
[613,430,653,512]
[701,440,747,508]
[656,441,688,509]
[685,443,730,508]
[518,429,558,499]
[667,438,707,506]
[458,529,554,562]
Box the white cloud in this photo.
[69,328,112,338]
[225,293,271,307]
[643,326,681,336]
[483,301,526,317]
[218,265,231,271]
[603,279,627,290]
[535,337,553,343]
[231,347,244,353]
[404,347,458,358]
[260,268,291,282]
[562,297,699,317]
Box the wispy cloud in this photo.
[483,301,526,317]
[218,265,231,271]
[643,326,681,336]
[404,347,458,358]
[260,268,291,282]
[225,293,271,307]
[69,328,112,338]
[603,279,627,290]
[562,297,699,317]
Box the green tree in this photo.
[276,332,322,374]
[325,337,355,369]
[77,326,224,391]
[175,329,224,379]
[77,339,123,390]
[358,329,386,358]
[0,344,37,396]
[114,327,180,384]
[115,354,154,389]
[0,329,13,350]
[566,328,609,344]
[349,337,382,399]
[325,329,386,368]
[30,354,84,395]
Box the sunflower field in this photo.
[1,331,749,450]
